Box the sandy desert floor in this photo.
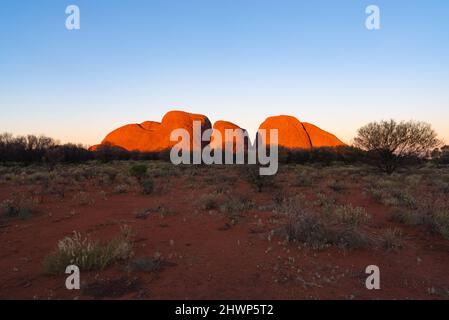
[1,161,449,299]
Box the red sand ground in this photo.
[0,166,449,300]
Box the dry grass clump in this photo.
[1,195,36,219]
[43,225,134,275]
[382,228,404,251]
[277,198,370,250]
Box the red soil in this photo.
[1,167,448,300]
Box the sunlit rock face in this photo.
[258,115,345,149]
[90,111,344,152]
[91,111,211,152]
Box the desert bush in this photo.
[128,257,164,273]
[1,197,36,219]
[327,179,346,192]
[294,170,314,187]
[140,177,154,195]
[383,190,417,209]
[73,191,95,206]
[43,225,134,275]
[279,207,369,250]
[282,210,330,249]
[432,146,449,165]
[198,194,220,210]
[391,210,424,226]
[243,165,276,192]
[354,120,441,174]
[287,146,366,166]
[382,228,404,251]
[334,205,371,228]
[114,184,130,194]
[335,228,370,249]
[220,196,254,220]
[364,178,417,209]
[129,164,148,180]
[391,193,449,239]
[314,193,336,216]
[425,211,449,239]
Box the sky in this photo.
[1,0,448,146]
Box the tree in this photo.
[431,145,449,165]
[354,120,441,173]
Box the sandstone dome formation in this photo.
[210,120,248,152]
[258,115,344,149]
[90,111,345,152]
[302,122,345,148]
[91,111,211,152]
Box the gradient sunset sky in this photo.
[1,0,448,146]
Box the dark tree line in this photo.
[1,121,446,173]
[0,133,162,164]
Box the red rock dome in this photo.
[91,111,345,152]
[258,115,345,149]
[210,120,248,152]
[96,111,211,152]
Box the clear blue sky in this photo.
[1,0,448,146]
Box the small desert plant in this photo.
[327,179,346,192]
[334,205,371,228]
[295,170,314,187]
[198,194,220,210]
[73,191,95,206]
[336,228,370,249]
[128,257,164,273]
[140,177,154,195]
[314,193,336,216]
[1,199,19,217]
[114,184,130,194]
[1,197,36,220]
[43,225,134,275]
[243,165,275,192]
[278,204,370,250]
[426,211,449,239]
[220,196,254,222]
[129,164,148,180]
[383,189,417,209]
[382,228,404,251]
[391,210,424,226]
[282,210,330,249]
